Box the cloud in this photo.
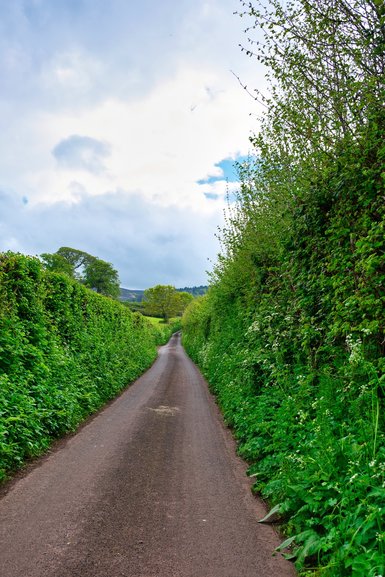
[0,0,211,110]
[11,64,253,207]
[0,188,223,288]
[52,135,111,174]
[0,0,266,286]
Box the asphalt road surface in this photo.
[0,333,296,577]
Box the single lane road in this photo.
[0,333,296,577]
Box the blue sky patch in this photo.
[204,192,220,200]
[198,156,248,185]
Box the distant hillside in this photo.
[176,286,208,297]
[119,285,208,302]
[119,288,144,302]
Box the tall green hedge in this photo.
[182,0,385,573]
[182,124,385,576]
[0,252,166,481]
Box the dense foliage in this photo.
[41,246,120,298]
[177,286,208,297]
[0,252,171,482]
[183,0,385,575]
[142,285,193,321]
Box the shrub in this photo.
[0,252,163,480]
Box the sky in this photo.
[0,0,263,289]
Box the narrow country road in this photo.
[0,333,296,577]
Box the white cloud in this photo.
[0,187,223,288]
[52,135,111,174]
[12,64,253,209]
[40,49,104,103]
[0,0,264,287]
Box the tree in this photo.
[83,257,120,298]
[56,247,93,279]
[40,247,121,299]
[237,0,384,166]
[40,252,75,277]
[142,285,180,322]
[174,291,194,316]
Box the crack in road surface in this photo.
[0,333,296,577]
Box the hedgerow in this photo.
[0,252,166,481]
[183,0,385,574]
[183,134,385,574]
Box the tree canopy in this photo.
[40,252,75,277]
[142,285,193,322]
[82,257,120,299]
[40,247,120,299]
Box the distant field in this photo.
[147,316,165,325]
[147,316,178,326]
